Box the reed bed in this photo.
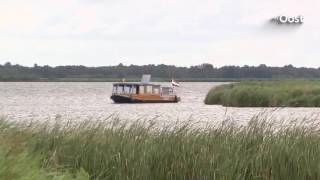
[205,80,320,107]
[1,116,320,179]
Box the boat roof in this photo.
[112,82,161,86]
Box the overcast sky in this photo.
[0,0,319,67]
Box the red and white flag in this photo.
[171,79,180,87]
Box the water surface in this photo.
[1,82,320,125]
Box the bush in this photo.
[205,80,320,107]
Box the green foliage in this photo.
[0,148,89,180]
[2,62,320,81]
[205,80,320,107]
[0,119,90,180]
[1,117,320,179]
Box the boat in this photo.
[110,75,180,103]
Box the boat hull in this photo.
[111,95,180,103]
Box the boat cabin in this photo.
[110,74,180,103]
[112,83,175,96]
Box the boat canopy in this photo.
[112,82,160,87]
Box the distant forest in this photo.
[1,62,320,81]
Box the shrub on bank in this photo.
[205,80,320,107]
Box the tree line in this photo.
[1,62,320,81]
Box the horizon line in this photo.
[1,62,320,69]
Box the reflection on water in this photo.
[1,82,320,125]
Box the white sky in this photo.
[0,0,319,67]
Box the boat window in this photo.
[112,86,117,94]
[124,85,131,94]
[116,85,124,94]
[131,86,137,94]
[153,87,160,94]
[139,86,145,94]
[146,86,153,94]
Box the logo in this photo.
[271,15,304,25]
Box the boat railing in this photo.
[160,86,176,96]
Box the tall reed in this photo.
[205,80,320,107]
[1,116,320,179]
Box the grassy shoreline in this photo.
[1,117,320,179]
[205,80,320,107]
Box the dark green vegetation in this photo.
[2,117,320,179]
[2,62,320,81]
[205,80,320,107]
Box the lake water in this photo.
[1,82,320,126]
